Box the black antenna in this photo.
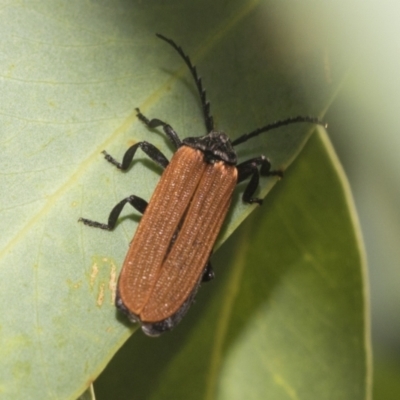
[231,116,327,146]
[156,33,214,133]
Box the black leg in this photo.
[202,261,215,282]
[103,140,169,171]
[237,156,283,205]
[136,108,182,149]
[79,195,148,231]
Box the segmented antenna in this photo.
[231,116,327,146]
[156,33,214,133]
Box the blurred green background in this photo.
[323,4,400,398]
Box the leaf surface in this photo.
[0,1,361,399]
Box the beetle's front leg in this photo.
[236,156,283,205]
[136,108,182,149]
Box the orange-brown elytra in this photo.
[79,33,326,336]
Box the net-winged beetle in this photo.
[79,33,326,336]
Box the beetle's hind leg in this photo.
[79,195,148,231]
[136,108,182,149]
[237,156,283,205]
[202,261,215,282]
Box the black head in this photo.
[183,131,237,165]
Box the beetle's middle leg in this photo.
[79,195,148,231]
[236,156,283,205]
[103,140,169,171]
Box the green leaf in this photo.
[373,354,400,400]
[76,386,95,400]
[94,131,370,400]
[0,1,363,399]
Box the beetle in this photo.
[79,33,326,336]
